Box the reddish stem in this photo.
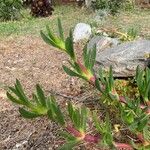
[140,104,150,115]
[77,60,89,75]
[84,134,100,143]
[66,125,100,143]
[66,125,135,149]
[66,125,83,137]
[89,76,96,83]
[113,142,133,150]
[76,60,96,83]
[146,101,150,106]
[137,133,145,143]
[119,96,127,104]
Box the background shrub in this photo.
[0,0,22,21]
[30,0,54,17]
[91,0,130,15]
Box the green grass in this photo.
[0,6,93,38]
[0,6,149,39]
[98,8,150,39]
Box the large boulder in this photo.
[87,36,120,52]
[73,23,92,43]
[95,40,150,77]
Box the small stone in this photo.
[73,23,92,43]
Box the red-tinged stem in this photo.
[119,96,127,104]
[113,142,133,150]
[137,133,145,143]
[77,60,89,75]
[66,125,100,143]
[66,125,83,138]
[89,76,96,83]
[76,60,96,83]
[84,134,100,143]
[140,104,150,115]
[146,101,150,106]
[66,125,135,149]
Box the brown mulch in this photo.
[0,36,101,150]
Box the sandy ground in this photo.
[0,35,88,150]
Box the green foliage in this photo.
[91,0,125,15]
[6,19,150,149]
[123,0,135,11]
[83,45,96,72]
[0,0,22,21]
[41,18,96,82]
[68,102,88,133]
[62,45,96,82]
[58,140,80,150]
[95,66,119,105]
[120,98,149,134]
[93,112,113,147]
[7,79,65,124]
[136,66,150,104]
[120,27,138,41]
[91,0,109,10]
[41,18,75,61]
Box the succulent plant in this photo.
[6,19,150,149]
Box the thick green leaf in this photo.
[68,101,74,121]
[60,131,76,141]
[32,93,40,106]
[46,25,65,48]
[47,108,55,120]
[93,111,103,133]
[72,109,80,129]
[83,45,90,69]
[105,77,110,92]
[99,67,106,84]
[80,106,87,132]
[58,140,80,150]
[47,97,56,120]
[65,30,75,60]
[36,84,46,107]
[41,31,66,50]
[89,45,96,70]
[73,62,83,74]
[136,67,144,94]
[137,114,149,132]
[46,25,59,43]
[54,105,65,126]
[144,79,150,102]
[63,65,82,78]
[16,79,28,100]
[40,31,59,47]
[8,87,18,95]
[7,92,23,105]
[145,67,150,84]
[14,82,30,106]
[57,18,64,41]
[47,97,65,125]
[109,66,114,91]
[19,108,40,118]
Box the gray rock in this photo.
[88,36,120,52]
[95,40,150,77]
[73,23,92,42]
